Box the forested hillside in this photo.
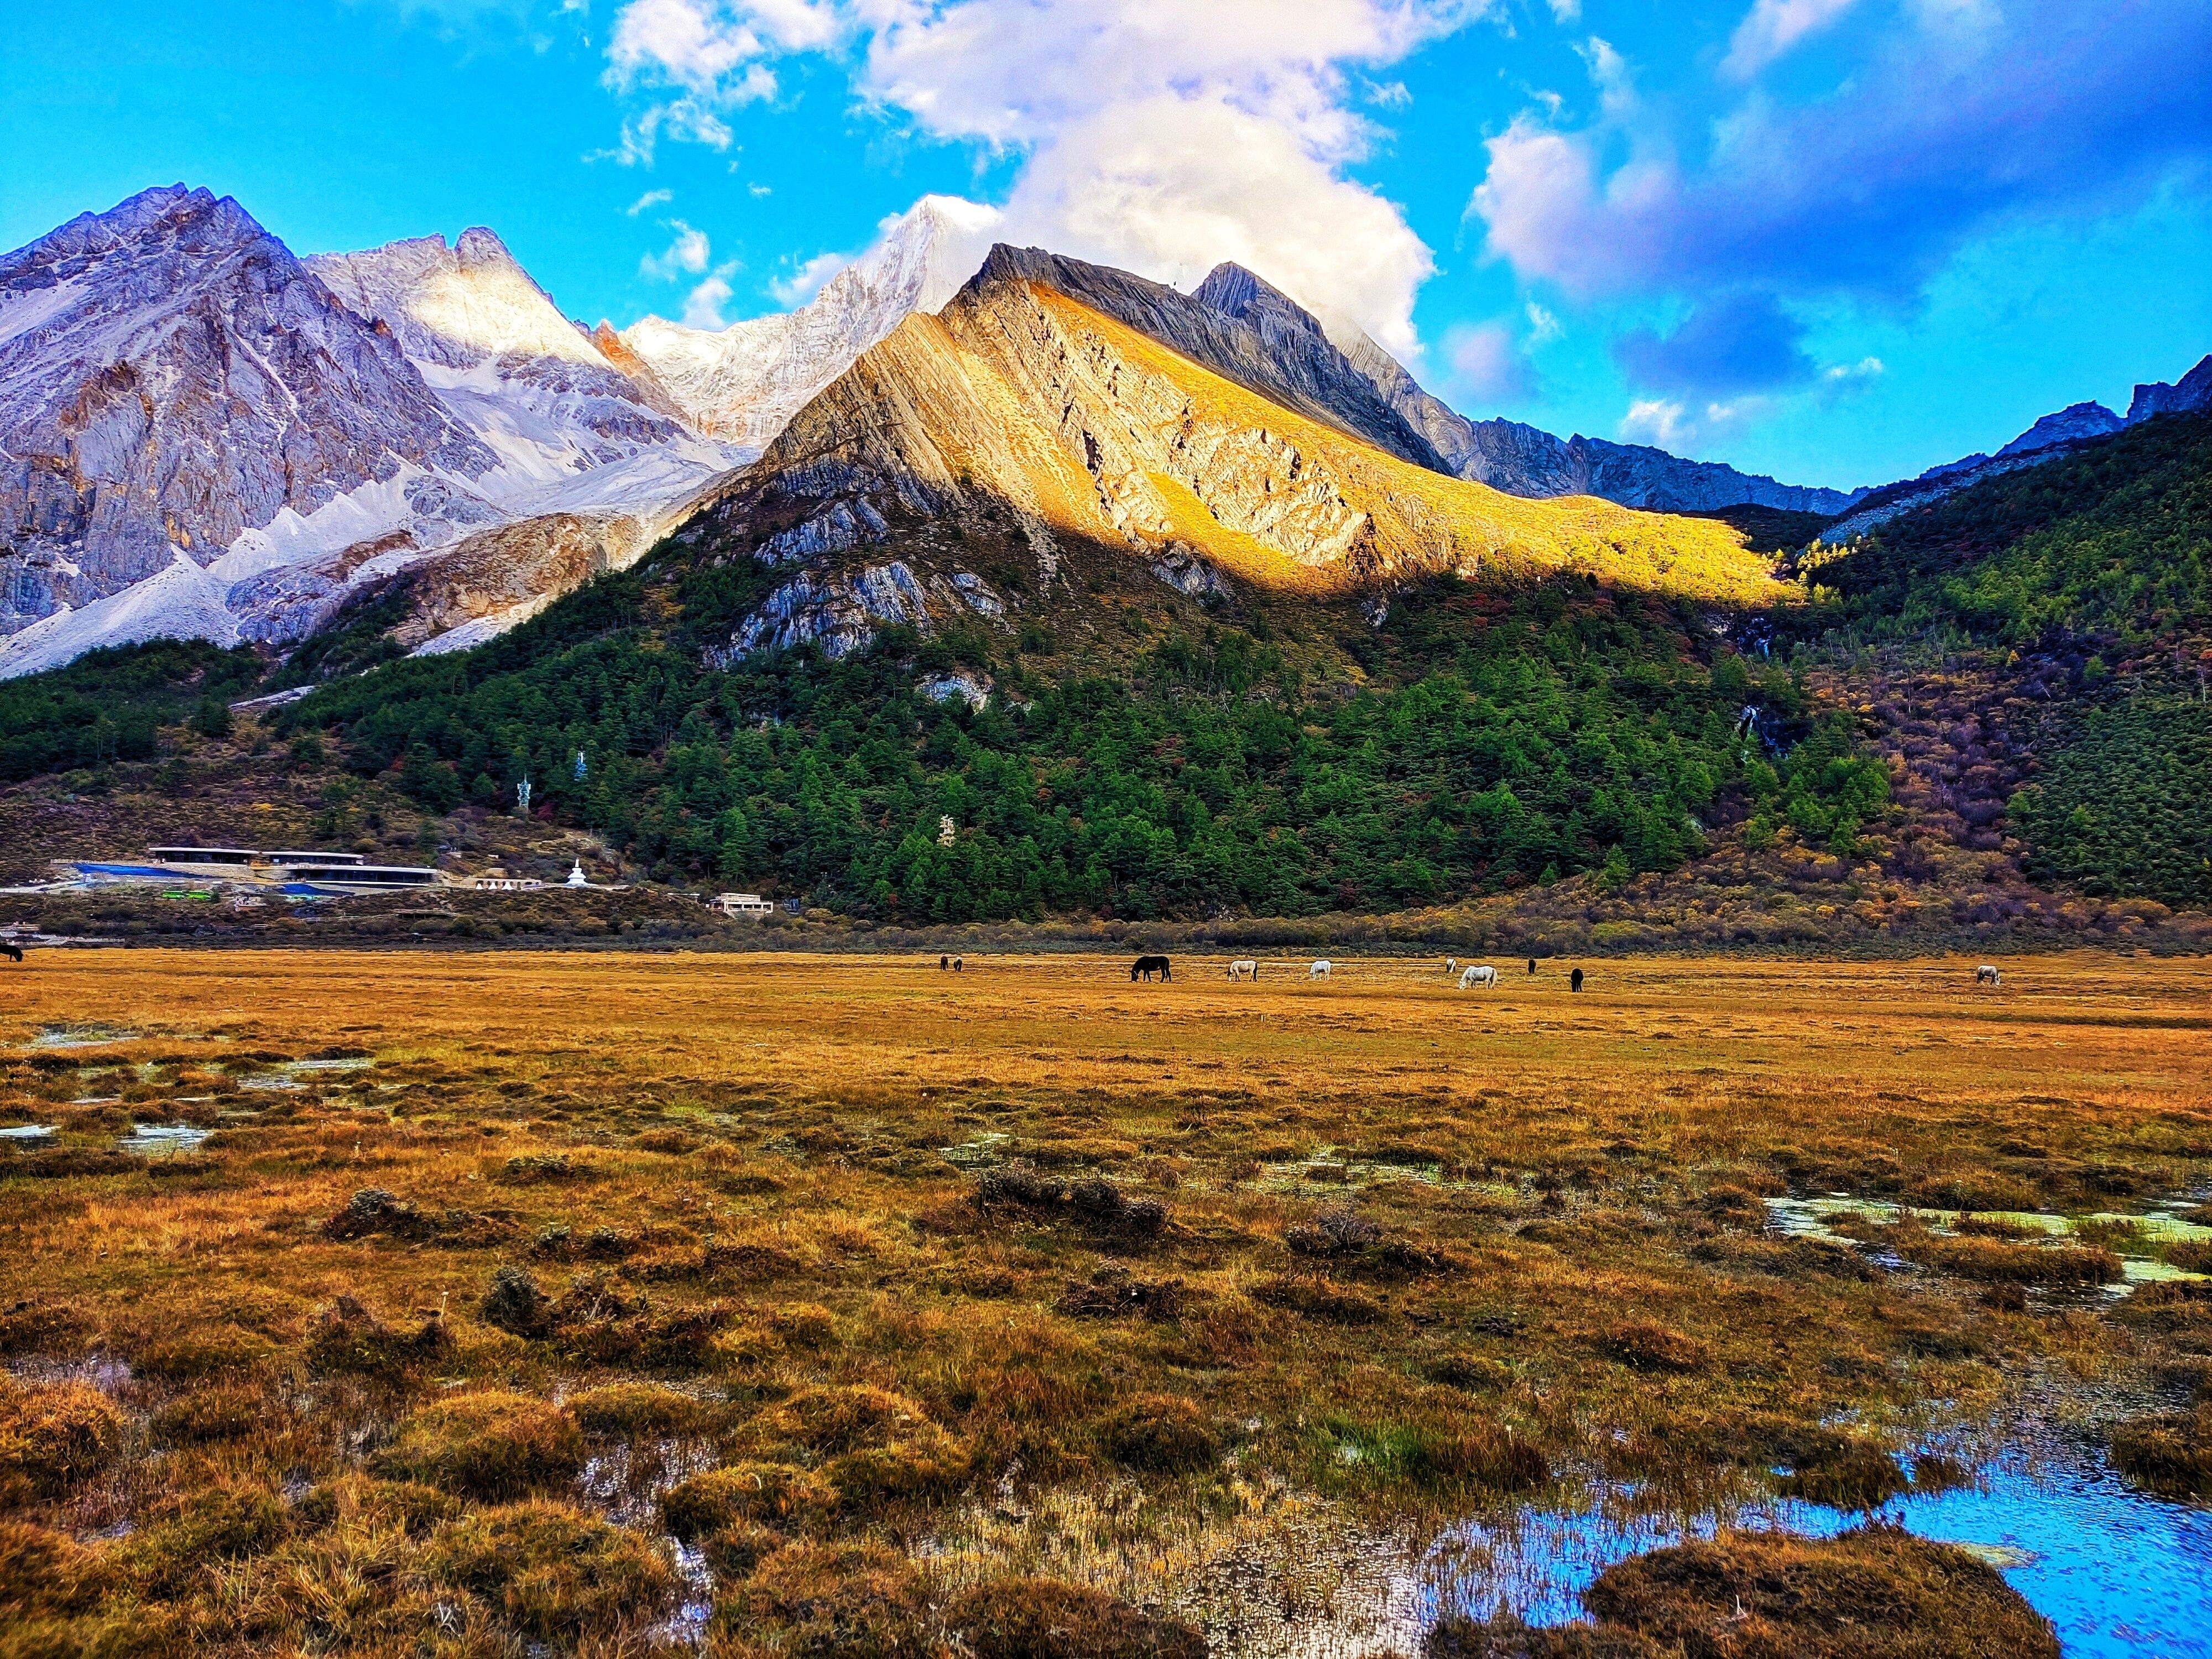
[268,536,1870,922]
[1807,411,2212,910]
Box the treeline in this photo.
[277,558,1885,924]
[0,640,262,784]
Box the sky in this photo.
[4,0,2210,491]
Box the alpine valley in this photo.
[1,184,2209,948]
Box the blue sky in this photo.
[6,0,2209,491]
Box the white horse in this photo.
[1458,963,1497,989]
[1975,964,2001,987]
[1445,957,1458,974]
[1308,959,1332,981]
[1227,959,1259,980]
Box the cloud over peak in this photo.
[598,0,1495,353]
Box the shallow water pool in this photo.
[1426,1442,2212,1657]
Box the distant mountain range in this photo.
[1,182,2205,680]
[1819,355,2212,543]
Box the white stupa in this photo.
[566,859,588,888]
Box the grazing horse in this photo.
[953,956,964,973]
[1569,967,1584,993]
[1227,959,1259,981]
[1445,957,1459,975]
[1976,964,2001,987]
[1458,963,1497,989]
[1527,958,1537,975]
[940,954,949,971]
[1308,959,1332,981]
[1131,954,1172,983]
[0,942,20,963]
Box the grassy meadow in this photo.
[4,948,2210,1656]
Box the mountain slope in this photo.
[1325,317,1862,514]
[679,249,1790,661]
[0,185,493,639]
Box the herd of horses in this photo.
[0,945,2008,987]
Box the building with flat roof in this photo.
[712,892,775,917]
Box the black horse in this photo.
[1527,958,1537,974]
[1131,954,1172,983]
[1569,967,1584,993]
[0,942,20,963]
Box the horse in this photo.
[1445,957,1458,975]
[1131,955,1172,983]
[0,942,20,964]
[1227,959,1259,980]
[1976,964,2001,987]
[1308,959,1332,981]
[1458,963,1497,989]
[939,954,949,971]
[1527,958,1537,975]
[953,956,964,973]
[1569,967,1584,993]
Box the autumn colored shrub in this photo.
[375,1391,584,1500]
[0,1378,124,1503]
[951,1576,1207,1659]
[424,1500,677,1641]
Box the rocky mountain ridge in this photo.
[678,248,1782,664]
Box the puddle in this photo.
[29,1025,140,1049]
[1765,1196,2211,1291]
[1424,1443,2212,1658]
[238,1076,304,1092]
[0,1124,58,1143]
[118,1123,212,1156]
[941,1131,1012,1169]
[284,1057,374,1073]
[1256,1149,1458,1192]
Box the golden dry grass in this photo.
[1,948,2206,1655]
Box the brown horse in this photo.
[1131,955,1172,982]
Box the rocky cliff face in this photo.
[2124,354,2212,422]
[0,185,494,637]
[681,254,1786,662]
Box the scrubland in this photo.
[3,949,2209,1656]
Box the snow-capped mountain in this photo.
[0,185,493,643]
[0,191,750,678]
[618,195,1003,447]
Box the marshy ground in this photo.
[2,949,2209,1656]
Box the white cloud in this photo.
[1546,0,1580,20]
[598,0,1496,353]
[1620,395,1767,453]
[1442,319,1535,403]
[768,249,847,306]
[748,181,773,196]
[1525,300,1562,342]
[682,273,737,327]
[640,220,712,280]
[1722,0,1862,80]
[625,188,675,215]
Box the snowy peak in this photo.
[307,229,609,372]
[615,194,1003,446]
[1996,400,2125,459]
